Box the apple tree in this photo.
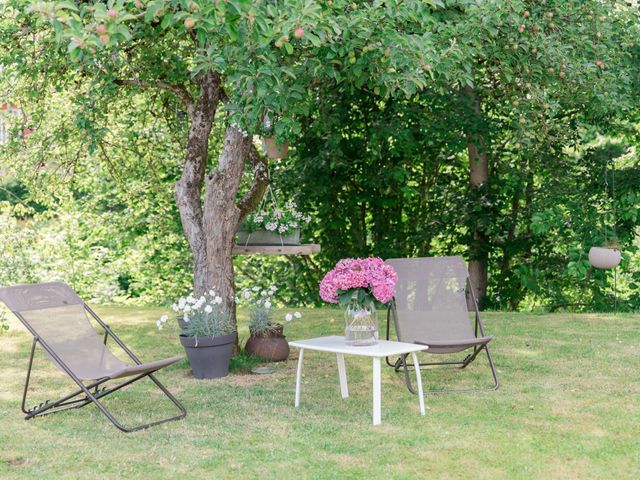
[0,0,454,325]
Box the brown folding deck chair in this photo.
[385,256,499,394]
[0,282,186,432]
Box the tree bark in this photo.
[175,72,222,296]
[464,86,489,306]
[173,72,269,337]
[204,128,251,323]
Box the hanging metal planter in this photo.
[262,137,289,159]
[588,246,621,269]
[236,184,302,246]
[588,157,622,270]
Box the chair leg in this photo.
[396,346,499,395]
[399,354,419,395]
[460,345,483,368]
[69,373,187,433]
[21,337,100,418]
[484,345,500,391]
[21,337,38,415]
[24,370,187,432]
[24,381,106,419]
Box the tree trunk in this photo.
[464,86,489,306]
[174,72,269,341]
[204,127,251,322]
[468,148,489,305]
[175,72,222,296]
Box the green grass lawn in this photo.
[1,307,639,479]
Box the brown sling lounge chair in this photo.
[0,282,187,432]
[385,257,499,394]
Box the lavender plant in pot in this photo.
[158,290,236,379]
[241,285,301,362]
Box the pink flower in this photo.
[319,257,397,305]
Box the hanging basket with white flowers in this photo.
[237,186,311,246]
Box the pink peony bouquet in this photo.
[319,258,397,307]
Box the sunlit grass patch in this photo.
[0,308,638,479]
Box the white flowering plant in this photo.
[240,284,301,336]
[242,200,311,236]
[157,289,235,338]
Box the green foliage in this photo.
[178,308,233,338]
[0,0,639,313]
[6,0,447,145]
[0,310,9,334]
[239,285,302,333]
[241,194,311,236]
[246,304,274,335]
[337,288,375,309]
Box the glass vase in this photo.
[344,298,378,346]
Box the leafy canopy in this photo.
[13,0,449,141]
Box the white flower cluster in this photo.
[157,289,224,329]
[284,311,302,322]
[242,284,277,308]
[246,199,312,236]
[241,284,302,334]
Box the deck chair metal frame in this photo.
[384,257,499,395]
[1,282,187,433]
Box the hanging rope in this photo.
[603,158,609,244]
[243,170,285,247]
[612,158,618,315]
[612,156,616,241]
[605,156,619,314]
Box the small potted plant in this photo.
[262,136,289,159]
[589,237,622,269]
[157,289,236,379]
[237,199,311,246]
[319,258,397,346]
[261,111,290,159]
[241,285,301,362]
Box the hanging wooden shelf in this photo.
[232,244,321,256]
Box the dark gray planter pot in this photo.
[179,332,236,379]
[177,316,188,331]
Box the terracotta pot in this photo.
[245,324,290,362]
[588,247,621,269]
[262,137,289,159]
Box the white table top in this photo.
[289,336,428,358]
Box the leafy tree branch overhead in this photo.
[1,0,446,331]
[0,0,638,318]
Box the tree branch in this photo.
[237,143,269,221]
[113,78,194,115]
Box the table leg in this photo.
[372,356,381,426]
[411,352,425,416]
[295,348,304,408]
[336,353,349,398]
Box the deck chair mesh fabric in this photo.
[385,257,499,394]
[0,282,186,432]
